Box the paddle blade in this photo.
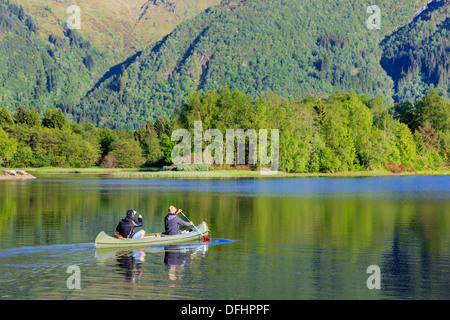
[203,235,210,242]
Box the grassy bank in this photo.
[110,168,450,178]
[18,167,159,174]
[7,167,450,178]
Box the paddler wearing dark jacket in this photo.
[116,210,146,239]
[164,206,193,235]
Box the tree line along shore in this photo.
[0,87,449,175]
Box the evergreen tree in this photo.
[135,122,164,165]
[53,109,67,129]
[26,107,41,127]
[0,106,14,127]
[414,88,449,132]
[42,109,56,129]
[13,105,27,124]
[42,108,67,129]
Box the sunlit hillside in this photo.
[10,0,221,59]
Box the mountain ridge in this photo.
[9,0,221,58]
[74,0,439,129]
[1,0,448,131]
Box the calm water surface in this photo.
[0,175,449,300]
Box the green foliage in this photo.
[0,0,110,115]
[363,128,393,169]
[0,0,448,171]
[413,89,449,132]
[9,124,100,168]
[97,128,116,158]
[0,86,449,171]
[426,150,444,170]
[319,146,338,172]
[0,127,17,166]
[135,122,165,165]
[0,107,143,168]
[392,88,449,165]
[174,164,212,171]
[0,0,444,131]
[43,108,67,129]
[26,108,41,127]
[321,96,355,171]
[109,138,145,168]
[394,123,417,167]
[308,135,325,172]
[13,105,27,124]
[0,106,13,126]
[164,87,449,172]
[381,0,450,103]
[51,129,101,168]
[73,0,429,129]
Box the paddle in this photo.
[180,212,210,242]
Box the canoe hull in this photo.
[94,221,210,248]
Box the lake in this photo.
[0,175,449,300]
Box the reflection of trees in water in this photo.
[307,206,450,299]
[380,220,450,299]
[380,224,428,299]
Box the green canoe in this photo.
[94,221,210,248]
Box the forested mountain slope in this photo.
[381,0,450,103]
[9,0,221,59]
[0,0,109,115]
[73,0,431,129]
[0,0,221,119]
[2,0,447,131]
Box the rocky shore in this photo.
[0,170,36,180]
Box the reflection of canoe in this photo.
[94,243,209,265]
[94,221,210,248]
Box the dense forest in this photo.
[0,0,449,172]
[381,0,450,103]
[2,0,447,130]
[0,0,110,115]
[72,0,447,130]
[1,87,449,172]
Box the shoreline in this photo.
[0,175,37,180]
[0,170,36,180]
[3,167,449,178]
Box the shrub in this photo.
[101,154,118,168]
[426,150,444,170]
[174,164,212,171]
[414,155,428,171]
[385,163,404,173]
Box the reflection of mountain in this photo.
[379,219,450,299]
[1,176,449,299]
[380,227,414,297]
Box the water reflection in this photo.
[114,250,146,284]
[0,176,448,299]
[164,245,208,281]
[95,243,211,284]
